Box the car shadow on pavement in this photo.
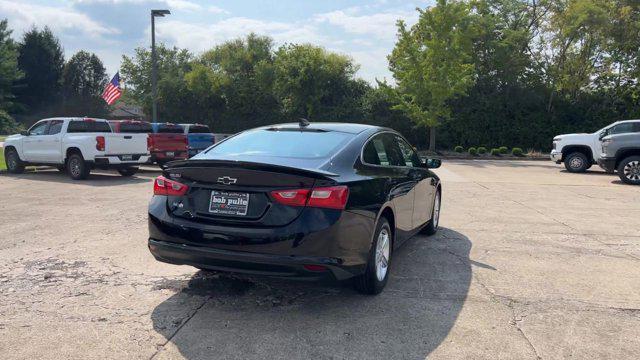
[0,168,152,186]
[150,227,473,359]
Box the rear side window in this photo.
[188,125,211,134]
[362,133,410,167]
[47,120,64,135]
[156,125,183,133]
[206,129,353,159]
[67,120,112,133]
[119,122,152,133]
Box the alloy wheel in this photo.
[624,161,640,181]
[375,228,390,282]
[7,152,17,170]
[70,158,81,178]
[570,156,583,169]
[432,191,441,229]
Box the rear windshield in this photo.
[156,125,183,134]
[188,125,211,134]
[119,122,152,133]
[67,120,112,133]
[206,129,353,159]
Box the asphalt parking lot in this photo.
[1,160,639,359]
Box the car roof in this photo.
[612,119,640,125]
[257,122,386,134]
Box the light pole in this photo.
[151,9,170,123]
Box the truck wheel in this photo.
[354,218,392,295]
[67,153,90,180]
[117,167,138,177]
[617,156,640,185]
[5,148,25,174]
[564,152,589,173]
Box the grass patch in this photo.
[0,147,5,171]
[0,136,6,142]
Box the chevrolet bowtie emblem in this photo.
[217,176,237,185]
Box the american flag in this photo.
[102,72,122,105]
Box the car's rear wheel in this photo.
[421,189,441,235]
[117,167,138,177]
[617,156,640,185]
[5,148,25,174]
[564,152,589,173]
[355,218,392,295]
[67,153,90,180]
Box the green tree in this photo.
[273,44,360,120]
[16,27,64,110]
[62,50,108,116]
[386,0,476,151]
[0,19,22,112]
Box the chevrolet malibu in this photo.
[148,122,442,294]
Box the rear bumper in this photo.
[93,154,150,167]
[147,196,374,281]
[597,157,616,172]
[151,151,188,163]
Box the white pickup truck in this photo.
[550,120,640,173]
[3,117,151,180]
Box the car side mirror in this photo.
[20,130,29,136]
[423,158,441,169]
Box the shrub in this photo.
[477,146,487,154]
[0,110,22,135]
[468,147,477,156]
[512,147,524,157]
[454,145,464,153]
[490,148,501,156]
[499,146,509,154]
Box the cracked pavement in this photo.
[1,160,639,359]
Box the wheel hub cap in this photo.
[624,161,640,180]
[375,229,390,282]
[433,192,441,228]
[70,160,80,177]
[570,157,583,168]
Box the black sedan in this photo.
[148,122,442,294]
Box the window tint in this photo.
[67,120,112,133]
[156,124,183,133]
[207,129,353,159]
[47,120,64,135]
[29,121,49,135]
[396,136,421,167]
[363,135,389,166]
[119,122,152,133]
[610,123,636,135]
[188,125,211,134]
[382,134,406,166]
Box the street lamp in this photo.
[151,9,170,123]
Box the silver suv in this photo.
[597,121,640,185]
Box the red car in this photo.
[109,120,188,164]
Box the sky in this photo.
[0,0,432,84]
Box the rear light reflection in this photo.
[154,176,189,196]
[270,186,349,209]
[303,264,328,272]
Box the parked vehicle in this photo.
[3,117,150,179]
[550,120,640,173]
[597,122,640,184]
[149,123,188,164]
[180,123,214,157]
[148,122,442,294]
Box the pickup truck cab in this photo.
[179,123,214,157]
[3,117,150,179]
[149,123,188,164]
[550,120,640,173]
[597,122,640,184]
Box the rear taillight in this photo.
[270,186,349,210]
[154,176,189,196]
[96,136,105,151]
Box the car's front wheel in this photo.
[355,217,392,295]
[5,148,25,174]
[617,156,640,185]
[117,167,138,177]
[67,153,90,180]
[564,152,589,173]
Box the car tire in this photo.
[421,188,441,236]
[5,148,25,174]
[564,152,589,173]
[354,217,392,295]
[67,153,90,180]
[617,156,640,185]
[117,167,138,177]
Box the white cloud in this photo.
[74,0,219,13]
[0,0,118,38]
[166,0,201,12]
[314,9,417,41]
[208,5,230,15]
